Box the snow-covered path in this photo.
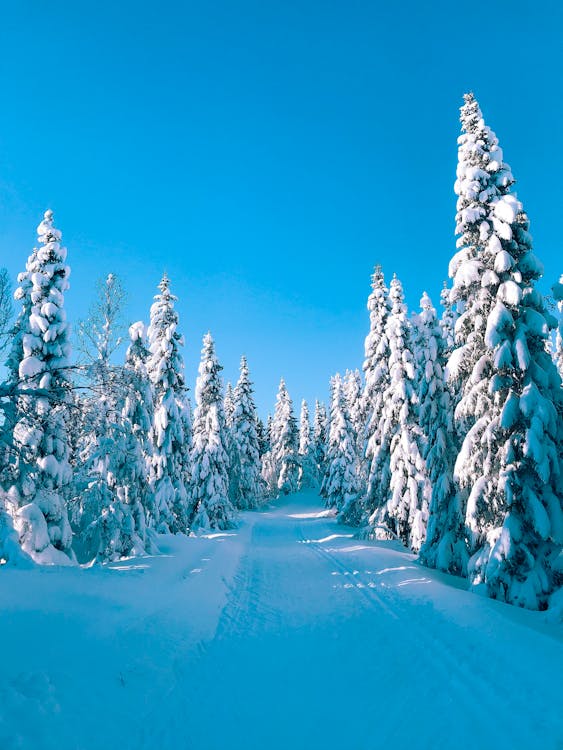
[1,492,562,750]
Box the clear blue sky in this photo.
[0,0,561,416]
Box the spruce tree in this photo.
[114,321,156,553]
[270,378,299,495]
[448,94,563,608]
[312,400,328,487]
[230,356,265,509]
[360,266,392,527]
[323,375,360,514]
[553,275,563,380]
[6,210,74,563]
[440,281,457,354]
[255,417,269,458]
[344,369,365,485]
[370,276,428,549]
[189,333,236,529]
[298,399,317,489]
[146,274,190,533]
[417,293,468,573]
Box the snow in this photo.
[2,491,560,750]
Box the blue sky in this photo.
[0,0,561,416]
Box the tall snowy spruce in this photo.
[417,293,468,574]
[189,334,236,529]
[111,321,157,554]
[229,356,265,509]
[297,400,317,489]
[268,379,299,495]
[348,266,392,527]
[344,369,365,467]
[147,274,191,533]
[312,400,328,485]
[368,276,428,549]
[6,210,74,564]
[448,93,563,608]
[553,275,563,380]
[323,375,360,515]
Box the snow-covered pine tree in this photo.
[269,378,299,495]
[6,210,74,564]
[323,375,360,514]
[344,369,365,482]
[110,321,157,555]
[229,356,265,509]
[448,93,563,608]
[440,281,457,355]
[70,273,136,563]
[297,399,317,489]
[416,292,468,574]
[312,400,328,487]
[553,275,563,379]
[146,274,191,533]
[255,417,269,458]
[223,381,239,505]
[351,266,392,527]
[224,382,235,429]
[367,276,428,549]
[189,333,236,529]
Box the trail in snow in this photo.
[1,491,562,750]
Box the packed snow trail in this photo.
[1,492,562,750]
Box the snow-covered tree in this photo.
[448,93,563,608]
[268,379,299,495]
[344,369,365,479]
[297,400,317,489]
[367,276,428,549]
[357,266,392,527]
[146,274,190,533]
[5,210,74,564]
[255,417,269,458]
[189,333,236,529]
[440,281,457,355]
[224,382,235,429]
[229,356,265,509]
[112,321,156,554]
[312,400,328,486]
[553,275,563,380]
[416,293,468,574]
[70,273,134,563]
[323,375,360,514]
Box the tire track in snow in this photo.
[297,516,538,749]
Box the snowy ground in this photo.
[1,491,562,750]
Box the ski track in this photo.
[2,491,562,750]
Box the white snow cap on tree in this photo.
[7,210,74,564]
[449,93,563,609]
[189,333,236,530]
[147,273,191,533]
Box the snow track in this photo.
[1,491,561,750]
